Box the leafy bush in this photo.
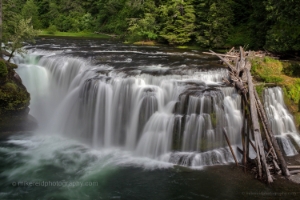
[284,79,300,104]
[283,62,300,77]
[47,24,57,34]
[0,60,8,78]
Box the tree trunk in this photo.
[245,68,273,183]
[223,128,239,166]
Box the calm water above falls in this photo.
[1,38,299,200]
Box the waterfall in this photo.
[14,47,248,168]
[264,87,300,156]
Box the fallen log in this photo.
[246,68,273,183]
[289,170,300,174]
[208,47,290,184]
[209,50,236,72]
[249,138,257,153]
[203,52,238,58]
[223,128,239,166]
[287,166,300,169]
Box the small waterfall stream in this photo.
[264,87,300,156]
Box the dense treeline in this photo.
[3,0,300,52]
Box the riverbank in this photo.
[38,30,112,39]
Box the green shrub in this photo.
[263,75,283,83]
[283,62,300,77]
[0,60,8,78]
[284,79,300,104]
[47,24,57,34]
[251,57,283,83]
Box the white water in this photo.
[264,87,300,156]
[12,47,262,168]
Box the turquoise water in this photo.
[1,132,299,200]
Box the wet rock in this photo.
[0,114,38,133]
[0,60,37,134]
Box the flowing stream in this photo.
[1,38,299,199]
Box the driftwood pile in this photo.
[207,47,291,184]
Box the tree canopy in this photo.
[2,0,300,53]
[1,0,37,60]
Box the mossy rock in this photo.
[0,60,33,133]
[0,81,30,116]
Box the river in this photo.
[0,38,299,200]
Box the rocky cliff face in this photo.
[0,59,37,133]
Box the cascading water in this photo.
[264,87,300,156]
[14,39,300,169]
[13,40,245,168]
[3,39,300,199]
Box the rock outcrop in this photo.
[0,59,37,133]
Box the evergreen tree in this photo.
[95,0,142,35]
[21,0,41,29]
[36,0,50,28]
[158,0,195,45]
[246,0,269,49]
[264,0,300,52]
[194,0,234,48]
[127,0,158,41]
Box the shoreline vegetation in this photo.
[38,30,111,39]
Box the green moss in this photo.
[255,84,265,99]
[210,112,217,128]
[251,57,283,83]
[284,79,300,104]
[264,75,283,83]
[4,82,18,91]
[295,113,300,130]
[0,81,30,115]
